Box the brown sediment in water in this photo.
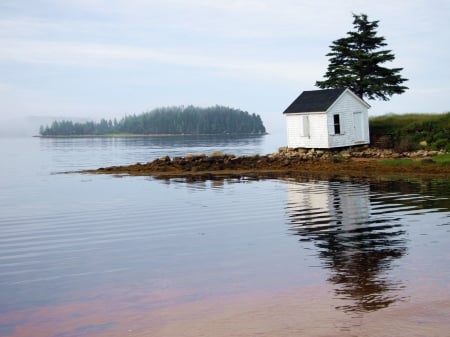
[79,147,450,180]
[149,287,450,337]
[4,284,450,337]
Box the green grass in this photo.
[432,153,450,165]
[380,153,450,167]
[369,112,450,151]
[370,113,449,128]
[380,158,422,167]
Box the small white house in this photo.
[283,88,370,149]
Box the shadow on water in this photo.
[284,178,450,314]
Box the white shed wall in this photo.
[286,114,329,148]
[285,114,302,148]
[309,114,329,148]
[326,91,370,148]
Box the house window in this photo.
[301,115,310,137]
[333,114,341,135]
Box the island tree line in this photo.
[40,105,266,136]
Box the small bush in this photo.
[394,136,417,152]
[431,138,448,150]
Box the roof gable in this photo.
[283,88,348,114]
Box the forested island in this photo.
[39,106,266,136]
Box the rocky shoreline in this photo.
[80,146,450,180]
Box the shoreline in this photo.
[78,147,450,180]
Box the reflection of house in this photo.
[283,88,370,149]
[287,180,370,240]
[286,179,406,313]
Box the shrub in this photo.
[431,138,448,150]
[394,136,417,152]
[370,112,450,151]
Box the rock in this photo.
[418,157,434,164]
[210,151,225,158]
[329,155,344,163]
[185,153,206,160]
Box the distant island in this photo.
[39,105,267,136]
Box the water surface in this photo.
[0,136,449,336]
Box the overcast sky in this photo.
[1,0,449,133]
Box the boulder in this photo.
[418,157,434,164]
[209,151,225,158]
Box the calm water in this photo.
[0,135,449,337]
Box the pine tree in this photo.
[316,13,408,100]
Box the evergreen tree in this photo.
[316,13,408,100]
[39,106,266,136]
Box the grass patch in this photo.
[380,153,450,167]
[380,158,422,167]
[432,153,450,165]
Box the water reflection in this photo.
[38,135,270,171]
[285,179,409,313]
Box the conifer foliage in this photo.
[316,13,408,100]
[39,106,266,136]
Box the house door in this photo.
[353,112,364,142]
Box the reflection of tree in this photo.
[369,179,450,210]
[321,237,406,312]
[286,179,408,313]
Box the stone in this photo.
[418,157,434,164]
[210,151,225,158]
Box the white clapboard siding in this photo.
[284,89,370,149]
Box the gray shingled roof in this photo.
[283,88,346,114]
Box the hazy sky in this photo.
[1,0,449,132]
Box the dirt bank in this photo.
[80,147,450,180]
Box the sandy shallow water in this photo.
[4,283,449,337]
